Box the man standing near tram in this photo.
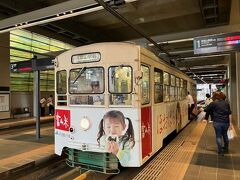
[187,91,195,120]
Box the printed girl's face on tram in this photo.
[103,117,126,136]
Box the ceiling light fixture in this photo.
[148,38,194,46]
[182,53,230,60]
[0,0,138,34]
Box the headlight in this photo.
[80,117,91,131]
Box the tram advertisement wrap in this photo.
[55,109,70,131]
[55,108,140,167]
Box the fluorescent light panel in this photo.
[0,0,138,34]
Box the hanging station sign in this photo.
[10,60,32,72]
[10,58,54,72]
[32,58,54,71]
[193,32,240,54]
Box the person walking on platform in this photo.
[205,93,213,122]
[40,97,46,116]
[187,91,195,120]
[47,95,54,115]
[205,93,213,107]
[203,91,233,155]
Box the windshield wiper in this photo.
[72,67,86,84]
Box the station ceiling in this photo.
[0,0,239,84]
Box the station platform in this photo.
[133,121,240,180]
[0,116,56,179]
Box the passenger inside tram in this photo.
[90,81,104,105]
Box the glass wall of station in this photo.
[10,29,75,92]
[196,84,218,101]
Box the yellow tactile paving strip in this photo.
[133,121,206,180]
[158,122,206,179]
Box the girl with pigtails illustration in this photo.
[97,110,135,166]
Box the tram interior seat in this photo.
[70,95,104,105]
[109,94,130,105]
[114,95,125,105]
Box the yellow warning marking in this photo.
[74,171,91,180]
[157,122,206,179]
[133,121,207,180]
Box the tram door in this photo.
[140,65,152,159]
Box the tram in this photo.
[54,42,196,173]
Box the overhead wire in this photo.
[187,67,207,84]
[96,0,208,79]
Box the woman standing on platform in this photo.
[205,93,213,123]
[40,97,46,116]
[204,91,233,155]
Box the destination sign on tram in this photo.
[193,32,240,54]
[71,52,101,64]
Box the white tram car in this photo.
[54,42,196,173]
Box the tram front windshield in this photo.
[67,66,132,106]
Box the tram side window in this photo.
[56,70,67,106]
[141,65,150,105]
[57,70,67,94]
[183,80,187,99]
[180,78,184,100]
[109,66,132,105]
[170,75,176,101]
[192,84,196,97]
[163,72,170,102]
[154,68,163,103]
[176,77,180,100]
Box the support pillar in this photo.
[229,53,239,127]
[0,33,10,119]
[33,70,40,139]
[236,52,240,128]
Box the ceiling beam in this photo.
[133,23,240,45]
[0,1,107,44]
[0,0,100,32]
[185,69,227,74]
[27,26,81,46]
[0,0,139,33]
[181,64,227,70]
[49,20,109,42]
[178,56,228,67]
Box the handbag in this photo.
[227,128,235,140]
[196,111,206,122]
[192,108,198,116]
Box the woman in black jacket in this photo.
[204,91,233,155]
